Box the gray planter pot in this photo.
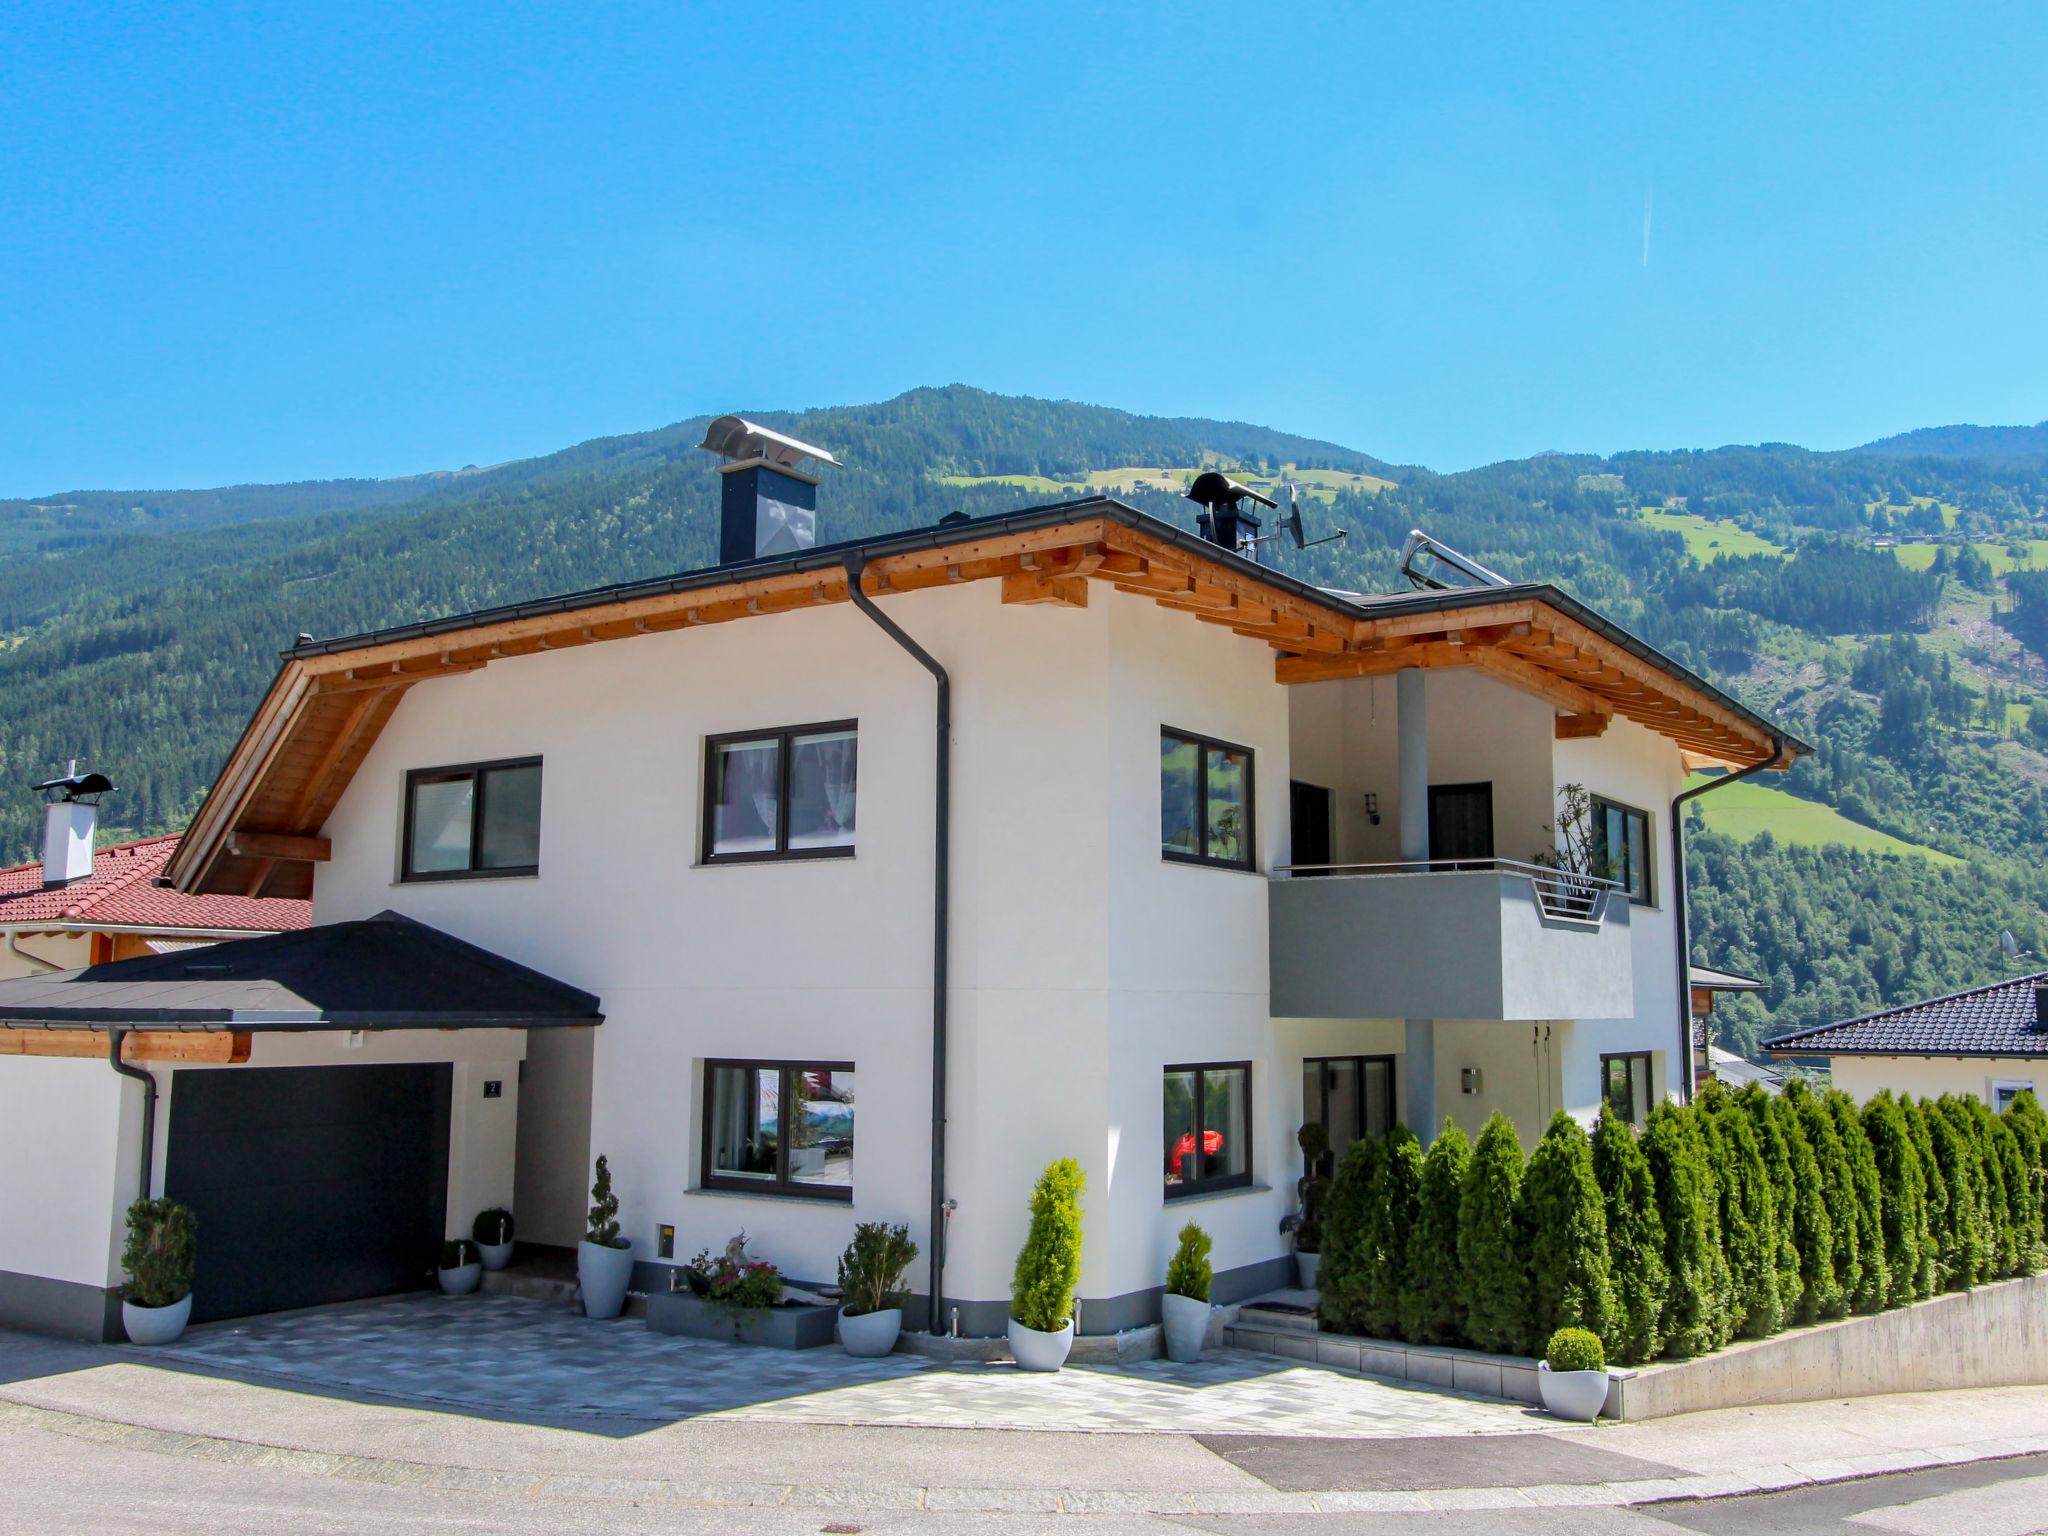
[1007,1316,1074,1372]
[1160,1291,1211,1364]
[646,1291,837,1349]
[121,1294,191,1346]
[837,1306,903,1358]
[477,1240,515,1272]
[1537,1362,1611,1422]
[438,1262,482,1296]
[1295,1250,1321,1290]
[577,1238,635,1319]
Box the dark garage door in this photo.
[165,1063,452,1323]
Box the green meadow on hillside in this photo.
[934,462,1394,500]
[1893,539,2048,574]
[1685,773,1961,864]
[1639,507,1785,561]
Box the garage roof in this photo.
[0,910,602,1031]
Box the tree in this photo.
[1010,1158,1085,1333]
[1354,1126,1423,1338]
[1644,1101,1733,1356]
[1316,1136,1382,1337]
[1785,1080,1858,1317]
[1862,1092,1927,1306]
[1522,1111,1616,1347]
[2001,1089,2048,1247]
[1402,1120,1472,1346]
[1700,1089,1784,1338]
[1458,1113,1531,1354]
[1590,1108,1666,1364]
[1753,1086,1838,1323]
[1737,1085,1812,1322]
[1825,1088,1889,1312]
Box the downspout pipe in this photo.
[1669,736,1783,1102]
[844,556,951,1334]
[108,1028,157,1200]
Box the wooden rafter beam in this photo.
[0,1030,253,1064]
[1001,569,1089,608]
[228,831,333,863]
[1554,713,1613,740]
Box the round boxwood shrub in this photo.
[472,1208,515,1248]
[1545,1325,1605,1374]
[1011,1158,1085,1333]
[1591,1106,1666,1365]
[1523,1110,1615,1348]
[1458,1112,1530,1355]
[1401,1119,1472,1347]
[1862,1092,1928,1306]
[1643,1101,1732,1357]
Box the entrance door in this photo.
[1302,1055,1397,1172]
[165,1063,452,1322]
[1428,782,1495,865]
[1290,781,1333,874]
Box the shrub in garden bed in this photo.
[1591,1107,1665,1364]
[1523,1111,1614,1346]
[1458,1112,1531,1354]
[1401,1119,1471,1347]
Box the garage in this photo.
[166,1063,453,1322]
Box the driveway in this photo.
[145,1292,1536,1437]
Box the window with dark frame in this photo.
[1161,728,1255,870]
[402,758,542,881]
[701,1059,855,1200]
[1164,1062,1252,1197]
[1591,795,1653,905]
[703,721,858,863]
[1601,1052,1653,1125]
[1302,1055,1396,1174]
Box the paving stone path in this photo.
[151,1292,1535,1436]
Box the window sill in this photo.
[1161,856,1263,877]
[392,871,541,887]
[1164,1181,1271,1208]
[694,851,858,869]
[687,1186,853,1207]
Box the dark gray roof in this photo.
[1765,971,2048,1060]
[0,911,602,1031]
[1709,1046,1785,1092]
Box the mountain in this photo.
[1850,421,2048,463]
[3,383,2046,1056]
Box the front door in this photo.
[1428,782,1495,866]
[1302,1055,1397,1173]
[1290,781,1333,874]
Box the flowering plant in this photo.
[687,1233,782,1311]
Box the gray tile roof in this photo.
[1765,971,2048,1060]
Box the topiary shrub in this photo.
[838,1221,919,1317]
[586,1154,624,1248]
[1165,1222,1213,1303]
[440,1238,480,1270]
[1353,1125,1422,1338]
[1700,1089,1783,1339]
[1862,1092,1927,1305]
[1590,1107,1666,1364]
[1737,1086,1811,1323]
[1545,1325,1605,1374]
[121,1197,197,1309]
[1523,1111,1615,1348]
[1789,1082,1863,1317]
[1011,1157,1085,1334]
[1292,1122,1333,1255]
[1458,1112,1530,1355]
[1401,1119,1472,1347]
[1899,1096,1949,1296]
[1643,1101,1732,1356]
[1315,1135,1381,1335]
[473,1208,515,1247]
[1826,1088,1889,1312]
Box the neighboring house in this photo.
[1765,972,2048,1111]
[0,421,1805,1339]
[1688,963,1767,1091]
[1706,1045,1785,1094]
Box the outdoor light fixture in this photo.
[1362,792,1381,825]
[1461,1067,1483,1095]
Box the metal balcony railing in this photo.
[1271,857,1625,925]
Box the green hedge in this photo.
[1309,1086,2048,1366]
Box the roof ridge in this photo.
[0,832,180,881]
[56,840,175,919]
[1765,967,2048,1047]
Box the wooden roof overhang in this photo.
[169,499,1803,899]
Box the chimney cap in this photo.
[697,416,842,474]
[32,766,115,804]
[1186,471,1277,512]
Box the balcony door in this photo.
[1302,1055,1396,1173]
[1428,782,1494,867]
[1290,781,1333,875]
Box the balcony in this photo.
[1268,860,1634,1023]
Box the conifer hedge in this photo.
[1302,1083,2048,1370]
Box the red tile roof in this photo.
[0,834,309,933]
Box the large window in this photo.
[1302,1055,1396,1173]
[402,758,542,880]
[1164,1062,1251,1197]
[703,722,858,862]
[1601,1052,1653,1125]
[1592,796,1653,905]
[1161,728,1254,870]
[702,1060,855,1199]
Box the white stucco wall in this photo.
[0,1058,134,1288]
[1827,1056,2044,1108]
[0,932,89,981]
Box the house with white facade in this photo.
[0,422,1804,1339]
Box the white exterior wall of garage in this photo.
[307,575,1690,1327]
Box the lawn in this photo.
[1893,539,2048,574]
[934,463,1394,501]
[1639,508,1785,562]
[1685,774,1961,863]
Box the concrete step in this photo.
[1233,1287,1321,1334]
[479,1267,648,1318]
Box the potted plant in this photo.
[1291,1122,1331,1289]
[472,1208,515,1271]
[1537,1326,1612,1422]
[119,1197,197,1346]
[836,1221,919,1357]
[1161,1221,1213,1364]
[438,1238,482,1295]
[577,1153,635,1319]
[1008,1157,1085,1372]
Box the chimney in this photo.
[32,761,115,887]
[1185,472,1276,563]
[697,416,841,565]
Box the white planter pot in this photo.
[837,1306,903,1358]
[438,1262,482,1296]
[477,1240,515,1272]
[1537,1361,1611,1422]
[121,1293,192,1346]
[789,1146,827,1175]
[578,1238,635,1319]
[1007,1315,1075,1372]
[1160,1291,1212,1364]
[1295,1250,1321,1290]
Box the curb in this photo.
[4,1397,2045,1514]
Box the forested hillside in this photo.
[4,382,2045,1057]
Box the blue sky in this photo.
[4,2,2045,492]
